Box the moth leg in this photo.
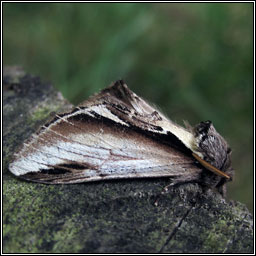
[217,184,227,197]
[167,171,201,187]
[215,179,227,197]
[153,178,174,206]
[154,172,201,206]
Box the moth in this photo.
[9,80,234,194]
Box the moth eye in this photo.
[196,120,212,135]
[227,147,232,154]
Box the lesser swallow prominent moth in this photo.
[9,80,233,194]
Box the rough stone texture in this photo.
[3,67,253,253]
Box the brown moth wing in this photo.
[9,80,231,186]
[9,87,202,183]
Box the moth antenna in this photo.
[192,153,230,180]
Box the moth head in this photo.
[194,120,233,178]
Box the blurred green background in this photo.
[3,3,253,211]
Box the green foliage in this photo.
[3,3,253,211]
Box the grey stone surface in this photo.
[3,67,253,253]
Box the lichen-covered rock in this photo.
[3,67,253,253]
